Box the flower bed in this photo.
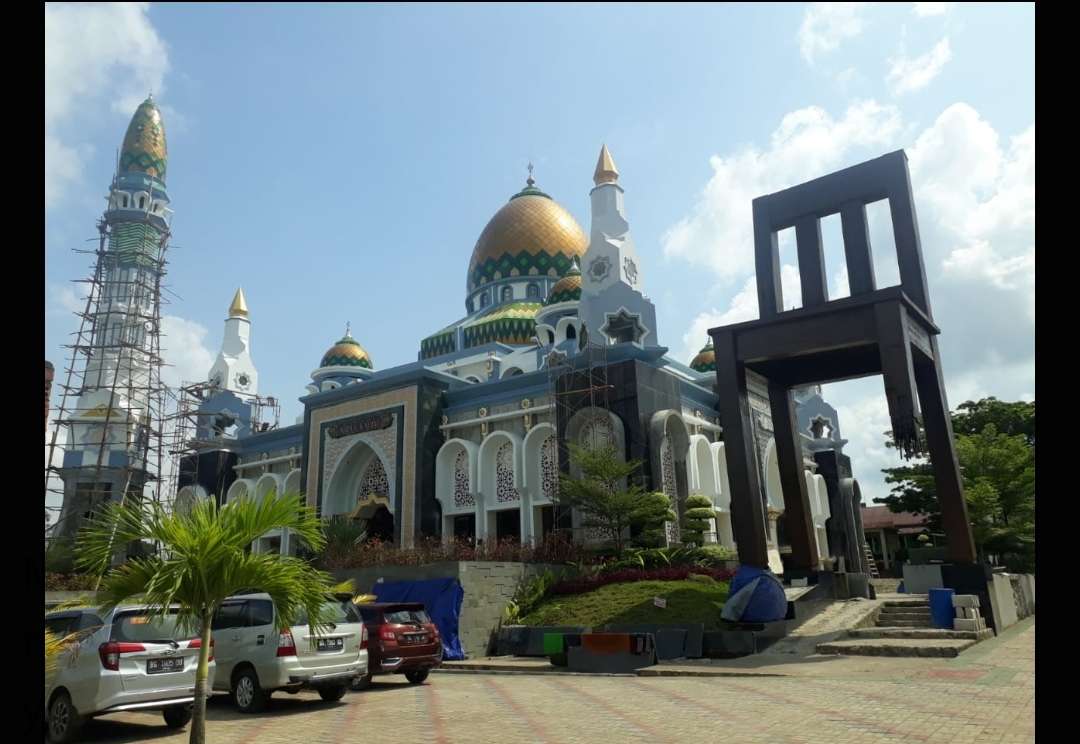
[318,534,591,570]
[551,566,735,596]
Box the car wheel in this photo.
[47,691,82,744]
[318,684,348,702]
[350,671,373,691]
[404,669,429,684]
[232,668,270,713]
[162,705,193,728]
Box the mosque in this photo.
[89,97,854,572]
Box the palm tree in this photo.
[74,492,336,744]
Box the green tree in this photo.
[681,494,716,546]
[558,444,676,557]
[74,492,336,744]
[876,398,1034,568]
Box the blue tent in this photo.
[372,578,466,661]
[720,565,788,623]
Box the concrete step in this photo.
[850,627,993,641]
[878,610,932,621]
[815,638,976,658]
[875,618,935,628]
[883,598,930,607]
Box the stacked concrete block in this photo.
[953,594,987,632]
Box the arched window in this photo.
[480,293,490,308]
[122,195,129,208]
[467,299,475,314]
[139,196,146,209]
[527,283,540,299]
[547,330,555,344]
[566,325,577,340]
[501,286,513,302]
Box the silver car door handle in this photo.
[231,634,241,641]
[256,635,265,645]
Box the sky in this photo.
[45,2,1035,514]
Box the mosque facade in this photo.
[164,114,851,570]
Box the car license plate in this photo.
[147,657,184,674]
[406,634,428,645]
[316,637,344,652]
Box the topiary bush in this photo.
[681,494,716,546]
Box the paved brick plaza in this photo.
[78,618,1034,744]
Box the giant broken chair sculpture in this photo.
[709,150,979,598]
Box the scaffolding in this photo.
[45,209,171,551]
[162,379,281,512]
[545,327,614,539]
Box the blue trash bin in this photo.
[928,587,955,629]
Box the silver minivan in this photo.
[211,592,368,713]
[44,605,214,743]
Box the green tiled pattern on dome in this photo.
[689,342,716,373]
[119,101,167,182]
[462,301,543,349]
[320,336,373,368]
[469,250,576,293]
[108,222,164,267]
[421,330,457,360]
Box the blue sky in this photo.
[45,3,1035,509]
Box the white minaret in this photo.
[208,288,258,394]
[578,145,659,347]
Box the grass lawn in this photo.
[518,576,730,629]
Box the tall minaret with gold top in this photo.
[579,145,660,347]
[208,288,259,395]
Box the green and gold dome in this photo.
[467,176,588,293]
[689,341,716,373]
[119,96,168,182]
[320,328,374,369]
[462,301,544,349]
[544,259,582,305]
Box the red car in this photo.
[351,603,443,689]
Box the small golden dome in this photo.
[467,178,588,294]
[320,326,373,369]
[545,259,582,305]
[119,96,168,182]
[689,341,716,373]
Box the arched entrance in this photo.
[325,439,396,543]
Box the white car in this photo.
[211,592,368,713]
[44,604,215,743]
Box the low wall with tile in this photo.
[333,562,565,658]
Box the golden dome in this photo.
[545,259,582,305]
[320,326,373,369]
[467,179,588,293]
[119,96,168,182]
[689,341,716,373]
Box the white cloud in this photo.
[887,37,952,95]
[666,100,1034,507]
[912,2,950,17]
[44,3,169,209]
[161,316,216,389]
[661,100,901,282]
[799,3,867,64]
[678,265,803,363]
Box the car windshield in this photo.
[111,609,192,643]
[294,600,361,627]
[384,609,431,625]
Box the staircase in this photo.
[815,596,993,658]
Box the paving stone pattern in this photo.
[80,619,1034,743]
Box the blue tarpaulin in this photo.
[372,578,466,661]
[720,565,788,623]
